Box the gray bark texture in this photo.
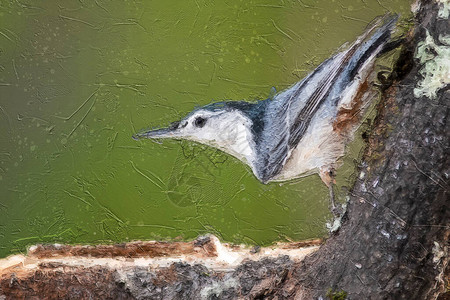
[285,1,450,299]
[0,0,448,299]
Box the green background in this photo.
[0,0,411,258]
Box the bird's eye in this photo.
[194,116,207,128]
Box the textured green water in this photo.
[0,0,411,258]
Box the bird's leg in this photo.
[328,181,337,212]
[319,166,340,218]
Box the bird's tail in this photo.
[345,14,399,79]
[356,13,398,44]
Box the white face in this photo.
[145,109,256,165]
[183,110,256,163]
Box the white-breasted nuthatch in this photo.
[133,15,398,210]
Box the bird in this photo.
[133,15,398,213]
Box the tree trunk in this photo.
[284,0,449,299]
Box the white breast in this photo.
[274,116,345,181]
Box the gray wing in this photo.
[253,15,398,183]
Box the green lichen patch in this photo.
[326,288,348,300]
[414,30,450,99]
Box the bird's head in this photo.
[133,102,260,164]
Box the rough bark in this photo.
[0,1,448,299]
[285,1,449,299]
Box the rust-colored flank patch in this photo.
[333,80,372,135]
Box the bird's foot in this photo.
[331,204,344,219]
[329,185,344,219]
[319,166,341,218]
[327,199,346,233]
[320,166,346,231]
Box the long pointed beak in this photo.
[132,121,181,140]
[132,128,171,140]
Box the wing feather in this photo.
[253,14,398,183]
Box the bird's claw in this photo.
[331,205,344,219]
